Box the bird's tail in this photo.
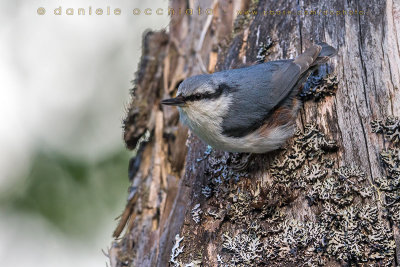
[291,43,337,96]
[312,42,337,65]
[293,42,337,74]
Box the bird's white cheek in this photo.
[194,98,229,124]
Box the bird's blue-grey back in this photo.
[212,60,302,137]
[214,43,336,138]
[176,43,336,142]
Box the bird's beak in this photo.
[161,96,186,107]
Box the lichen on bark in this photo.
[173,124,395,266]
[109,0,400,266]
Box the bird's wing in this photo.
[216,45,321,138]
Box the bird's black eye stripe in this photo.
[183,83,232,102]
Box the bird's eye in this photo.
[195,94,201,100]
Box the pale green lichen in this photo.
[375,148,400,226]
[300,73,338,101]
[371,116,400,145]
[191,203,202,224]
[205,123,395,266]
[372,118,400,227]
[259,164,390,266]
[201,185,212,198]
[256,38,275,62]
[178,122,396,266]
[170,234,185,266]
[222,231,262,265]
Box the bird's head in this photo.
[161,74,227,111]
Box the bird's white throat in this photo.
[178,95,232,147]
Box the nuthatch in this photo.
[162,43,337,153]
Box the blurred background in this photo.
[0,0,169,266]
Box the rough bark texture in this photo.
[110,0,400,266]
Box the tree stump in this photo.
[109,0,400,266]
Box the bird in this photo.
[161,43,337,153]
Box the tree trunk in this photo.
[109,0,400,266]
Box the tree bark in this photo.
[110,0,400,266]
